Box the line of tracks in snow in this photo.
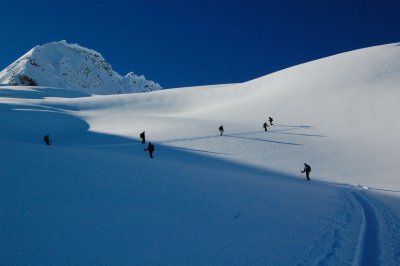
[351,190,380,265]
[297,185,400,266]
[344,187,400,265]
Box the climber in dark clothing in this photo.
[140,131,145,144]
[144,142,155,158]
[219,125,224,136]
[263,122,270,131]
[43,134,52,145]
[301,163,311,181]
[269,116,274,126]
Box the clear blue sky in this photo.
[0,0,398,88]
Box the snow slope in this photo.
[0,41,161,94]
[61,42,400,191]
[1,43,400,265]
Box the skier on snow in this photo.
[269,116,274,126]
[219,125,224,136]
[144,142,155,159]
[140,131,146,144]
[263,122,270,131]
[301,163,311,181]
[43,134,52,145]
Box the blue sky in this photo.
[0,0,398,88]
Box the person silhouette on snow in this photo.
[301,163,311,181]
[140,131,145,144]
[43,134,52,145]
[219,125,224,136]
[269,116,274,126]
[144,142,155,159]
[263,122,270,131]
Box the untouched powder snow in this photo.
[0,41,161,94]
[1,43,400,265]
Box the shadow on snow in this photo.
[2,89,400,265]
[0,86,91,99]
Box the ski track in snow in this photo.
[159,129,304,146]
[352,190,400,265]
[296,186,400,266]
[351,190,380,266]
[296,188,358,266]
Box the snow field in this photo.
[1,42,400,264]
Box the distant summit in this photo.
[0,40,161,94]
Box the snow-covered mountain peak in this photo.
[0,40,161,94]
[1,42,400,265]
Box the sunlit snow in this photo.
[1,43,400,265]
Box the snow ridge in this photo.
[0,41,161,94]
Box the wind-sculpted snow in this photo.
[1,43,400,264]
